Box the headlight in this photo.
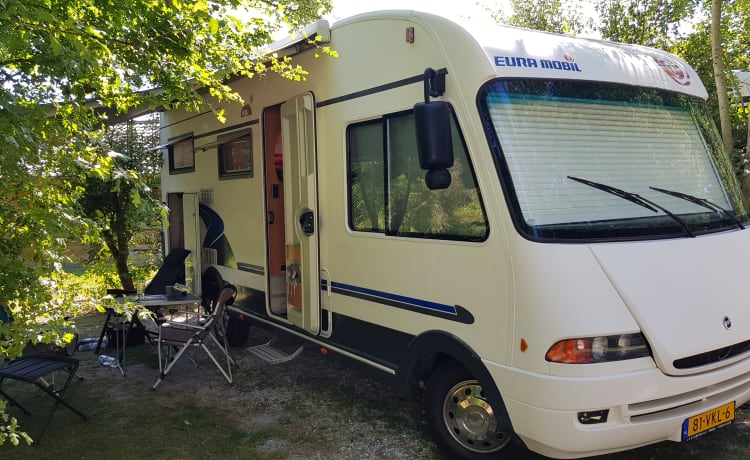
[545,333,651,364]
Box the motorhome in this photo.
[157,10,750,459]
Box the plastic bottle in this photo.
[136,278,145,299]
[98,355,119,367]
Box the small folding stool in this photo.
[0,353,88,441]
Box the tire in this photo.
[225,316,251,347]
[424,363,526,459]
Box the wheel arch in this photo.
[397,330,515,433]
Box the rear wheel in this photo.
[425,363,525,459]
[225,316,251,347]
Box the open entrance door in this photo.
[166,192,201,295]
[278,93,320,334]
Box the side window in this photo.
[219,133,253,178]
[168,136,195,174]
[349,121,385,232]
[347,109,488,241]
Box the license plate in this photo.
[681,401,735,441]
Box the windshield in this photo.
[479,79,750,241]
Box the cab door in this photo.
[281,93,320,334]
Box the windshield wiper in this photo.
[568,176,695,237]
[649,186,745,230]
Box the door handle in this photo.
[300,211,315,235]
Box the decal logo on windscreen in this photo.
[652,56,691,86]
[494,54,582,72]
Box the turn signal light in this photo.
[546,339,592,364]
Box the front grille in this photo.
[673,340,750,369]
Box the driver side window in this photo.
[347,109,488,241]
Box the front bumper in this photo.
[485,357,750,459]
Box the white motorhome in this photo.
[157,10,750,459]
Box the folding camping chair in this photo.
[95,248,191,354]
[0,354,87,442]
[0,305,87,442]
[151,284,237,390]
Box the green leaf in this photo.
[50,35,62,57]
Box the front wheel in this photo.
[424,363,525,459]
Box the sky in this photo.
[323,1,601,38]
[325,0,503,23]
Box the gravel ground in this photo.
[95,322,445,459]
[205,329,442,459]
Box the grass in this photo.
[0,382,269,459]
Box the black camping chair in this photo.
[0,353,87,442]
[1,305,87,442]
[95,248,191,354]
[141,247,192,296]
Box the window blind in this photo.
[488,94,728,226]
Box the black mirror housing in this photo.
[414,101,454,171]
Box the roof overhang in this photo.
[144,133,193,152]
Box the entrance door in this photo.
[166,192,201,295]
[281,93,320,334]
[167,193,185,250]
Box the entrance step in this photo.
[246,341,304,364]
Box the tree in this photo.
[488,0,589,34]
[711,0,735,153]
[78,116,162,291]
[596,0,695,49]
[719,0,750,174]
[0,0,331,445]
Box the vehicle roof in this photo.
[331,10,708,99]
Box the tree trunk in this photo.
[103,231,134,291]
[711,0,734,155]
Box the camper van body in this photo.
[158,10,750,459]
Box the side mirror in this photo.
[414,101,453,190]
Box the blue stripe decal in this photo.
[324,280,457,315]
